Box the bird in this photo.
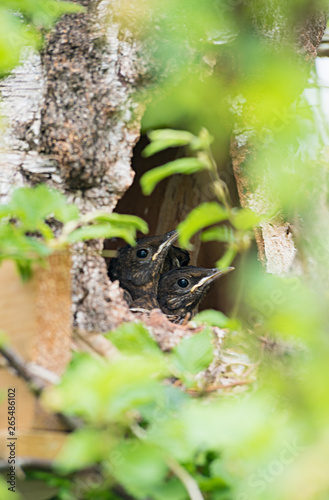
[157,266,234,323]
[108,230,189,309]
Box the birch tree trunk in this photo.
[0,1,327,337]
[0,0,146,333]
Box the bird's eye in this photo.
[136,248,149,259]
[177,278,189,288]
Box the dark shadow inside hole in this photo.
[104,134,241,315]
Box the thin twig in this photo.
[0,344,80,431]
[0,458,54,472]
[0,460,136,500]
[167,457,204,500]
[0,345,45,395]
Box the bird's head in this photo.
[157,266,234,315]
[109,230,178,287]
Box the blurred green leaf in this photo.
[215,246,238,269]
[178,203,229,248]
[147,418,194,463]
[66,224,137,246]
[0,474,20,499]
[232,208,262,231]
[143,129,196,157]
[141,158,206,196]
[181,396,269,450]
[193,310,240,330]
[110,441,168,498]
[57,429,115,472]
[147,478,187,500]
[8,185,66,230]
[89,212,148,234]
[197,475,229,493]
[54,203,80,224]
[148,129,195,143]
[0,1,84,76]
[201,226,236,243]
[0,223,51,267]
[0,331,9,347]
[44,353,169,423]
[107,322,161,355]
[0,8,36,75]
[171,328,214,377]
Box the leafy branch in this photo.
[141,127,265,267]
[0,184,147,280]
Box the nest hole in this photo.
[104,134,241,314]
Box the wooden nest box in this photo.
[0,253,72,460]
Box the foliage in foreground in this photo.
[0,0,83,75]
[0,184,147,280]
[23,293,329,500]
[1,1,329,500]
[38,321,258,500]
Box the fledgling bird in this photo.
[157,266,234,323]
[108,230,189,309]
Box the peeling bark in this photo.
[0,1,147,332]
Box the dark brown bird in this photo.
[157,266,234,323]
[108,230,189,309]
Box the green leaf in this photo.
[0,475,20,500]
[201,226,236,243]
[143,139,189,157]
[0,330,9,347]
[54,203,80,223]
[45,354,169,423]
[148,478,187,500]
[190,127,214,151]
[193,310,240,330]
[66,224,137,246]
[141,158,206,196]
[110,441,168,497]
[193,310,231,328]
[197,475,229,493]
[181,397,268,450]
[231,208,261,231]
[90,212,148,234]
[147,417,194,462]
[171,328,214,376]
[9,185,67,230]
[178,203,229,248]
[148,129,196,143]
[0,223,52,280]
[215,245,237,268]
[56,429,115,472]
[143,129,196,157]
[0,204,12,219]
[107,322,162,355]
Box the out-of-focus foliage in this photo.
[2,0,329,499]
[42,323,246,500]
[0,0,83,76]
[0,475,20,499]
[134,1,329,498]
[141,128,264,268]
[0,184,147,280]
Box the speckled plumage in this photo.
[157,266,234,323]
[108,230,189,309]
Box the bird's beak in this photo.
[152,230,178,261]
[190,267,234,292]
